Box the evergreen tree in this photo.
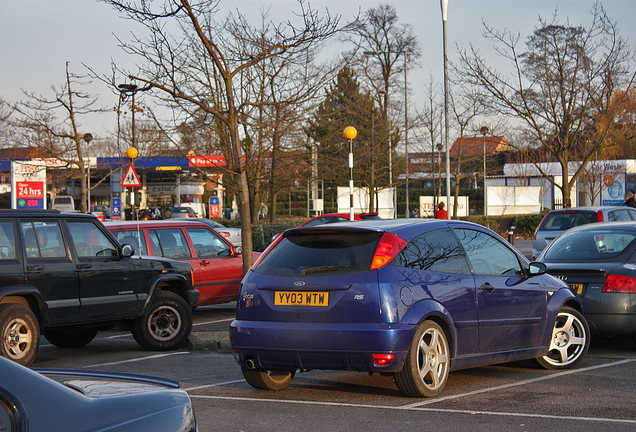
[307,67,389,211]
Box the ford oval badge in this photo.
[294,281,305,287]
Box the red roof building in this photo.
[450,136,511,158]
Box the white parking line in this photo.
[193,318,234,326]
[82,352,189,368]
[187,359,636,425]
[188,394,636,425]
[401,358,636,408]
[185,379,246,391]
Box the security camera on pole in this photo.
[344,127,357,221]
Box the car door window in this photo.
[21,221,67,259]
[454,229,523,276]
[608,210,631,221]
[150,228,191,259]
[67,221,118,257]
[185,227,231,257]
[392,228,470,274]
[112,230,148,255]
[0,221,16,259]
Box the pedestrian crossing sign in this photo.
[121,164,141,187]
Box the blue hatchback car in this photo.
[230,219,589,397]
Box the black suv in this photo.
[0,210,199,366]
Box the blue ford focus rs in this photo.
[230,219,589,397]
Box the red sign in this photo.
[121,164,142,187]
[189,155,228,167]
[16,182,44,199]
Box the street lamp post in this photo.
[403,51,409,218]
[344,127,358,221]
[118,83,139,221]
[480,126,489,218]
[441,0,451,220]
[83,133,93,213]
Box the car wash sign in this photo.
[11,161,47,209]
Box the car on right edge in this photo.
[230,218,589,398]
[532,205,636,260]
[538,221,636,345]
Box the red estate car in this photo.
[105,220,258,306]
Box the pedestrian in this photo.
[409,207,419,218]
[435,202,447,219]
[625,191,636,208]
[260,202,268,220]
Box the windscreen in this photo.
[543,229,636,261]
[541,211,596,231]
[253,231,383,277]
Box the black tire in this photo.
[44,328,98,349]
[131,291,192,351]
[394,320,450,398]
[241,366,296,390]
[0,303,39,367]
[535,306,589,369]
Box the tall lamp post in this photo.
[83,133,93,213]
[441,0,451,220]
[344,126,357,221]
[118,83,139,221]
[480,126,489,218]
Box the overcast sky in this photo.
[2,0,635,153]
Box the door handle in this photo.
[27,265,44,271]
[200,260,210,266]
[77,263,92,269]
[480,283,495,292]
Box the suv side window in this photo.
[67,221,118,257]
[21,221,67,259]
[185,227,231,257]
[392,228,470,274]
[454,229,523,276]
[150,228,192,259]
[0,221,16,260]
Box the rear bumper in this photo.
[586,313,636,335]
[230,320,417,372]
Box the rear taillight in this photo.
[370,233,407,270]
[534,213,549,240]
[372,353,395,366]
[597,211,604,222]
[220,232,230,238]
[602,274,636,293]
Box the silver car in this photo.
[177,218,242,247]
[532,205,636,260]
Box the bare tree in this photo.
[418,75,444,201]
[448,91,481,218]
[458,2,634,207]
[349,4,421,207]
[12,62,107,212]
[104,0,347,271]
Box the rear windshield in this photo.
[253,231,382,277]
[540,211,596,231]
[54,197,72,204]
[543,229,636,261]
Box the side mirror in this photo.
[234,246,243,255]
[528,261,547,276]
[121,244,134,257]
